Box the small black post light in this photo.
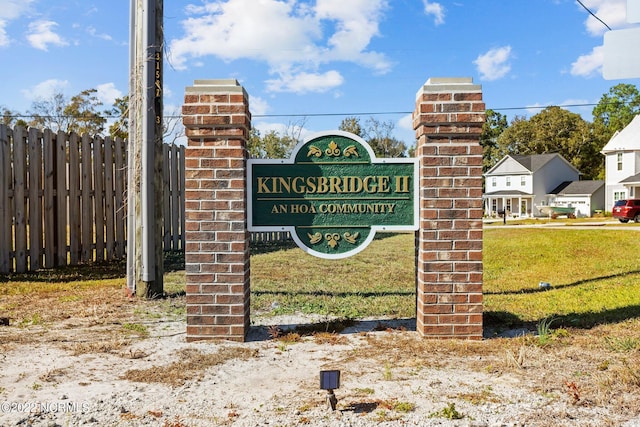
[320,370,340,411]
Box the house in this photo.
[601,114,640,210]
[483,153,581,217]
[547,180,606,217]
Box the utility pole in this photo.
[127,0,164,297]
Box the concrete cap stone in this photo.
[186,79,248,97]
[416,77,481,98]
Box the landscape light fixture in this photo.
[319,370,340,411]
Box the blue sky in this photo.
[1,0,639,145]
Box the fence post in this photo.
[182,79,251,342]
[413,77,485,339]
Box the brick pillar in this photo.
[412,77,485,339]
[182,79,251,342]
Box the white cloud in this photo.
[26,20,68,51]
[0,0,35,47]
[398,113,413,132]
[0,0,35,20]
[253,120,315,143]
[0,21,9,47]
[95,83,122,106]
[266,70,344,94]
[580,0,627,36]
[168,1,320,69]
[560,98,590,107]
[168,0,390,93]
[571,45,603,77]
[87,26,112,41]
[249,95,269,116]
[314,0,391,72]
[21,79,70,101]
[422,0,445,25]
[474,46,512,81]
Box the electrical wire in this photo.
[0,102,606,121]
[575,0,611,31]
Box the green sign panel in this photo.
[248,131,418,259]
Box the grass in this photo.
[250,233,415,319]
[483,228,640,329]
[250,228,640,333]
[122,347,257,387]
[430,402,463,420]
[3,228,640,333]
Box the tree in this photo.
[592,84,640,161]
[28,89,108,135]
[338,116,362,136]
[592,83,640,140]
[64,89,106,135]
[28,92,71,132]
[340,116,409,157]
[480,109,509,172]
[496,107,601,179]
[362,117,407,158]
[247,119,306,159]
[107,96,129,140]
[1,107,27,127]
[107,96,183,143]
[247,128,297,159]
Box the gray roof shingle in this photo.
[549,180,604,195]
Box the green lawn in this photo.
[3,227,640,332]
[251,228,640,329]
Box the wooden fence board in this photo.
[179,145,185,251]
[55,131,67,266]
[0,125,10,273]
[163,143,171,250]
[28,128,43,270]
[93,135,104,262]
[81,134,92,263]
[68,133,80,265]
[44,129,55,268]
[170,144,180,251]
[114,137,125,259]
[104,137,115,260]
[13,127,27,273]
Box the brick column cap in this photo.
[416,77,481,99]
[186,79,248,98]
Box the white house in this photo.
[601,114,640,210]
[484,153,581,217]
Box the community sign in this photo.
[247,131,419,259]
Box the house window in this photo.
[617,153,623,171]
[506,177,511,187]
[491,177,496,187]
[520,176,526,186]
[614,191,626,201]
[506,200,512,212]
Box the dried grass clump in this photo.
[122,347,257,387]
[64,338,132,356]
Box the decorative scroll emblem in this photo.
[248,131,418,259]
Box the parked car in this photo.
[612,199,640,223]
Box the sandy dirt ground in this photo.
[2,304,640,427]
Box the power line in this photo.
[575,0,611,31]
[1,101,604,121]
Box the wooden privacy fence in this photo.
[249,231,291,244]
[0,124,185,274]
